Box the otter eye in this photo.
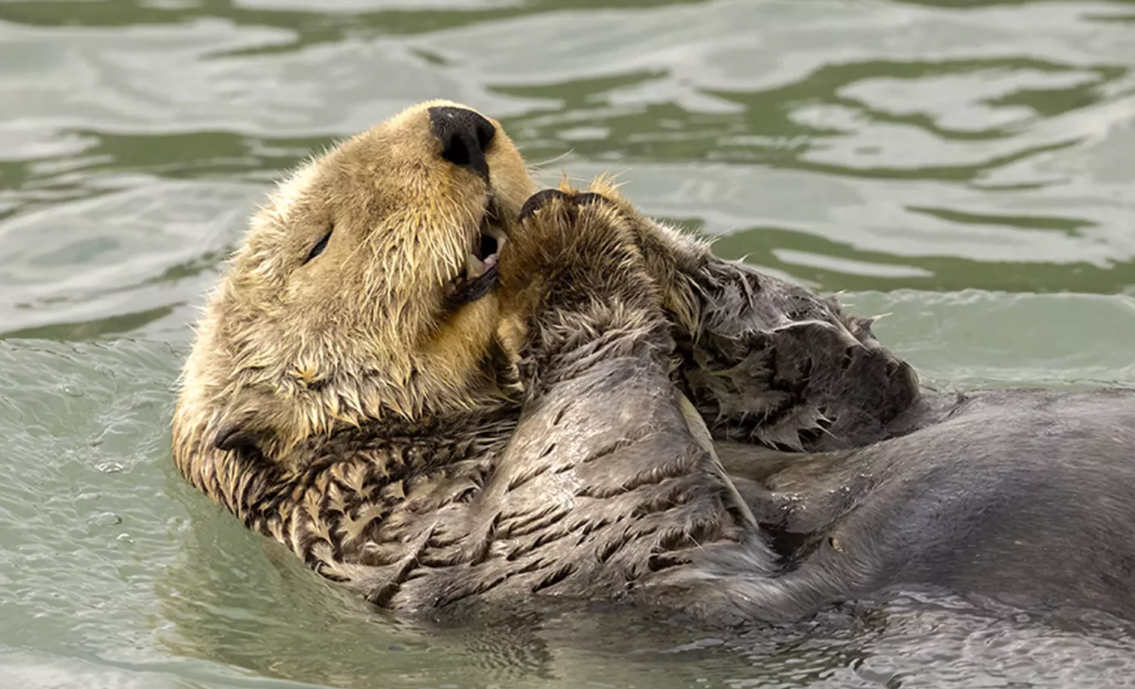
[304,228,333,264]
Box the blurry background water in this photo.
[3,1,1135,687]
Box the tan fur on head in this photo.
[173,101,536,494]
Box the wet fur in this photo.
[173,101,1135,624]
[591,190,922,452]
[171,102,775,613]
[514,191,1135,622]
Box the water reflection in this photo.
[709,225,1135,293]
[0,0,715,41]
[500,57,1125,175]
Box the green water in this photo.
[3,0,1135,687]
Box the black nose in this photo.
[428,106,496,182]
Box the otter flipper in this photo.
[675,258,922,451]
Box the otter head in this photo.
[173,101,537,478]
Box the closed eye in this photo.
[304,228,333,264]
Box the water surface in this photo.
[3,0,1135,687]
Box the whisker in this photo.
[526,148,575,172]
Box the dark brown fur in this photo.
[602,194,922,452]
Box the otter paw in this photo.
[508,187,630,278]
[517,188,614,223]
[502,187,661,324]
[518,188,568,221]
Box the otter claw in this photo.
[518,189,569,222]
[518,189,613,223]
[570,192,609,208]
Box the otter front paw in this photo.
[501,186,657,313]
[517,188,611,222]
[501,186,673,394]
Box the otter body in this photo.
[690,389,1135,621]
[173,100,1135,625]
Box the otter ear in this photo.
[210,389,280,454]
[213,420,261,452]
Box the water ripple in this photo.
[3,1,1135,686]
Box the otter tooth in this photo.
[466,253,486,278]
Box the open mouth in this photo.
[446,200,507,307]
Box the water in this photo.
[2,0,1135,686]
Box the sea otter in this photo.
[173,100,1135,623]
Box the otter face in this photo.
[174,101,537,467]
